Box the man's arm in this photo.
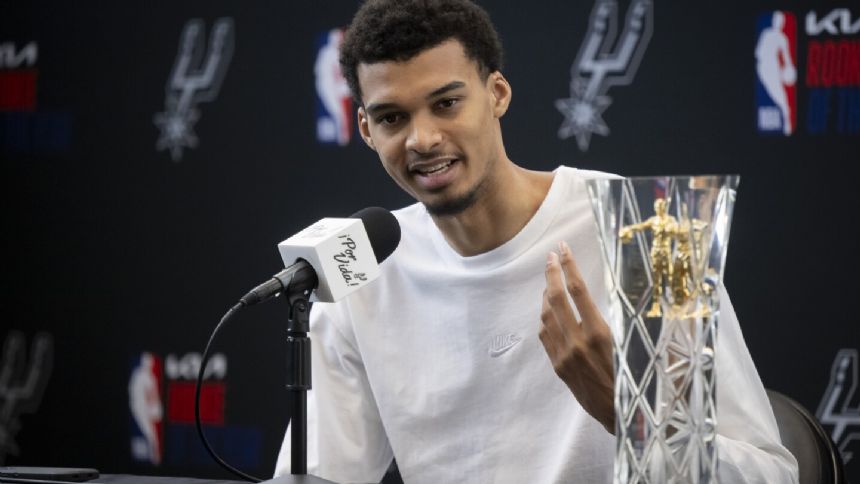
[710,286,798,483]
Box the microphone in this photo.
[240,207,400,306]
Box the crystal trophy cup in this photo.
[586,176,739,484]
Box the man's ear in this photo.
[489,72,512,118]
[357,107,376,151]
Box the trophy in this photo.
[586,175,739,484]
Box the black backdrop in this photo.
[1,0,858,481]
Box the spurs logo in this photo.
[154,18,234,162]
[816,348,860,464]
[556,0,653,151]
[0,331,53,464]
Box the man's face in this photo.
[356,40,511,216]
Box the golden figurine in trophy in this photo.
[619,198,710,318]
[619,198,677,317]
[672,215,709,305]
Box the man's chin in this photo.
[423,190,480,217]
[418,170,489,217]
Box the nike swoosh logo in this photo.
[489,333,522,358]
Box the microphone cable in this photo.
[195,301,266,483]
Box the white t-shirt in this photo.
[275,167,798,484]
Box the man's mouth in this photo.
[409,158,460,191]
[414,159,455,175]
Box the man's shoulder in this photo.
[556,165,622,181]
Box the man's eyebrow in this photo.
[365,81,466,117]
[364,102,398,117]
[426,81,465,99]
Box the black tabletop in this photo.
[0,474,334,484]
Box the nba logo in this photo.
[755,11,797,135]
[315,29,352,146]
[129,352,164,465]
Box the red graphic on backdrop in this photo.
[0,70,37,111]
[167,381,225,425]
[806,40,860,87]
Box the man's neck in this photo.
[431,162,554,257]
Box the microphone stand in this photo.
[285,289,312,475]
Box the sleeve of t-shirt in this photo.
[715,285,799,484]
[273,300,393,484]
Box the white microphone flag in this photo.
[277,217,380,302]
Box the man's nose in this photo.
[405,114,442,153]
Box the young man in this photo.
[276,1,798,482]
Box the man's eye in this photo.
[437,98,459,109]
[378,113,402,125]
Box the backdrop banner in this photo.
[1,1,857,480]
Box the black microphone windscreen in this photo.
[350,207,401,263]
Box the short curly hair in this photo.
[339,0,504,103]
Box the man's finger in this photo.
[545,250,582,339]
[557,241,602,325]
[538,324,557,361]
[539,292,562,358]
